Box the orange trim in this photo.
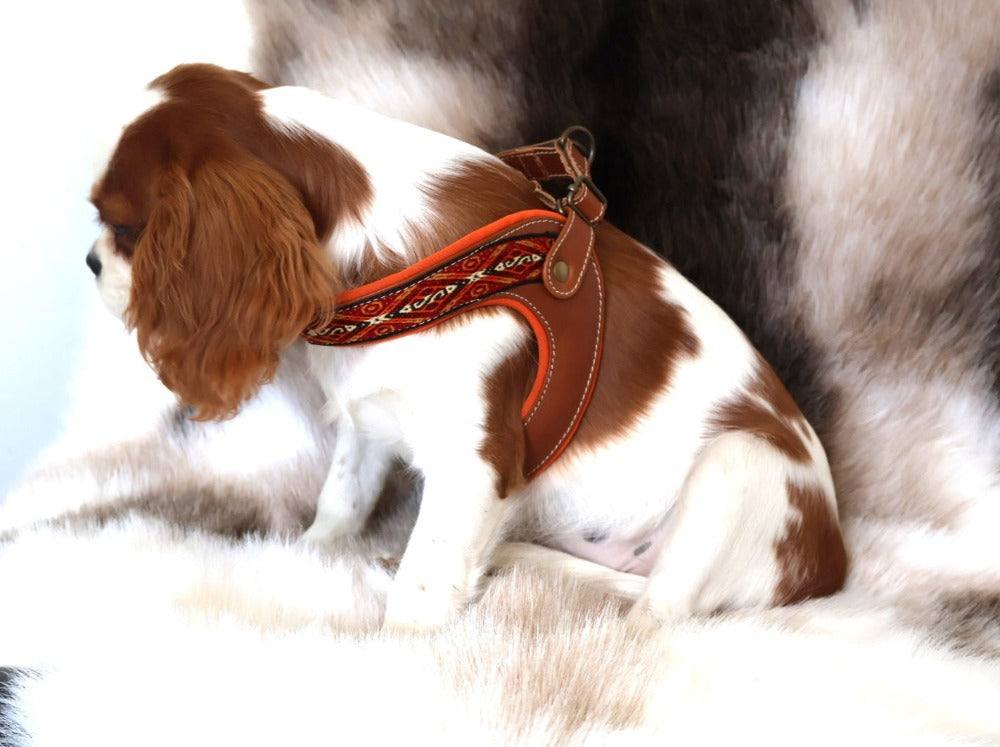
[476,297,552,420]
[333,209,565,307]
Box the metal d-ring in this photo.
[557,125,596,164]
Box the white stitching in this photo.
[525,258,604,475]
[545,205,595,298]
[500,146,547,158]
[502,146,557,161]
[500,290,555,426]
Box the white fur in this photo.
[304,310,528,627]
[89,229,133,318]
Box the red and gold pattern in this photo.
[302,233,556,346]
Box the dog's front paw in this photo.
[382,582,459,632]
[299,511,364,545]
[382,566,472,632]
[626,595,692,635]
[626,601,668,634]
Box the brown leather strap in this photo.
[497,127,607,298]
[492,251,605,477]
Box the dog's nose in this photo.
[86,245,102,277]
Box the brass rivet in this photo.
[553,260,569,282]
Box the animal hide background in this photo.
[3,1,1000,743]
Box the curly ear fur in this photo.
[128,153,338,420]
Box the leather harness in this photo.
[301,128,607,480]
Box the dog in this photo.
[87,63,845,630]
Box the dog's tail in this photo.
[491,542,646,600]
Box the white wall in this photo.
[0,1,252,499]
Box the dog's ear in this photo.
[127,153,338,420]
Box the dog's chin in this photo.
[96,285,130,322]
[93,256,133,321]
[96,283,131,320]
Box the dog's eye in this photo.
[109,224,138,259]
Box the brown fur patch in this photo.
[708,355,812,463]
[421,161,543,250]
[476,223,703,488]
[327,158,546,289]
[331,158,545,300]
[571,224,701,451]
[772,481,847,605]
[128,157,337,421]
[147,64,373,245]
[478,328,535,498]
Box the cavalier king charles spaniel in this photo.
[87,64,845,630]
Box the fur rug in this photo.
[3,1,1000,743]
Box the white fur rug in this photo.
[1,308,999,744]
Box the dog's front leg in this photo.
[382,458,514,631]
[302,416,394,542]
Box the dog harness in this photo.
[301,128,607,479]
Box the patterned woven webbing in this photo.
[302,233,556,346]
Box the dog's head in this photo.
[88,64,369,420]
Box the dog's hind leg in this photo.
[626,431,846,631]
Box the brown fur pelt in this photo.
[2,0,1000,742]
